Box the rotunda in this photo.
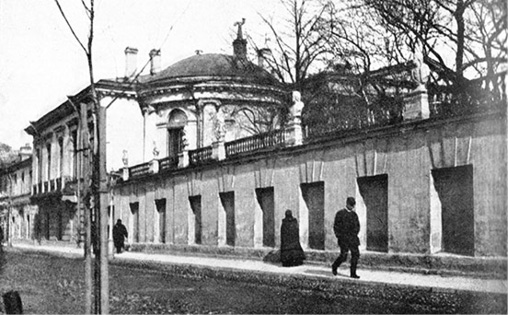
[137,21,288,161]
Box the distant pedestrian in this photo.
[280,210,305,267]
[113,219,128,254]
[332,197,361,279]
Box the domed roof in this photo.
[145,53,280,86]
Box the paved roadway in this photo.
[10,242,507,295]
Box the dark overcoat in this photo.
[280,216,306,266]
[113,222,128,248]
[333,208,360,246]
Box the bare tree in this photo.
[364,0,507,82]
[323,0,412,73]
[53,1,108,313]
[251,0,335,91]
[235,106,285,134]
[467,0,507,83]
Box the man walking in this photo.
[332,197,361,279]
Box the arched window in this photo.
[167,109,187,158]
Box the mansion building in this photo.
[1,23,506,275]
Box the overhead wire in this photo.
[104,1,193,109]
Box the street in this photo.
[0,249,505,314]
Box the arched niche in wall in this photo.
[167,109,188,158]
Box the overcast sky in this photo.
[0,0,278,150]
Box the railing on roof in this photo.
[189,146,213,166]
[120,73,507,182]
[159,156,178,172]
[129,162,151,178]
[428,72,506,118]
[305,109,401,139]
[225,129,286,158]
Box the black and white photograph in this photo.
[0,0,506,313]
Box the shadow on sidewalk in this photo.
[262,249,281,266]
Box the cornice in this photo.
[96,87,138,101]
[137,78,287,99]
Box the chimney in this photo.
[149,49,161,75]
[257,48,271,70]
[233,18,247,59]
[124,47,138,79]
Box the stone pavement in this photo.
[8,242,507,295]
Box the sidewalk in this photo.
[9,242,507,295]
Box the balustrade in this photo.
[129,162,151,178]
[159,156,178,172]
[428,72,506,118]
[225,129,286,158]
[189,146,213,165]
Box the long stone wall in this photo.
[113,112,507,258]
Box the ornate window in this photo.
[167,109,187,158]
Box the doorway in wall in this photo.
[155,199,166,244]
[129,202,140,243]
[432,165,474,256]
[256,187,275,247]
[189,195,202,244]
[219,192,235,246]
[357,174,388,252]
[45,211,50,240]
[57,210,63,241]
[301,182,325,250]
[27,215,31,239]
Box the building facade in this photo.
[22,23,287,244]
[0,145,37,242]
[6,23,507,273]
[113,107,506,259]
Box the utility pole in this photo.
[80,103,93,314]
[92,104,109,314]
[90,99,108,314]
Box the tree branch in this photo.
[54,0,88,54]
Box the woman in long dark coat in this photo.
[280,210,305,267]
[113,219,128,254]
